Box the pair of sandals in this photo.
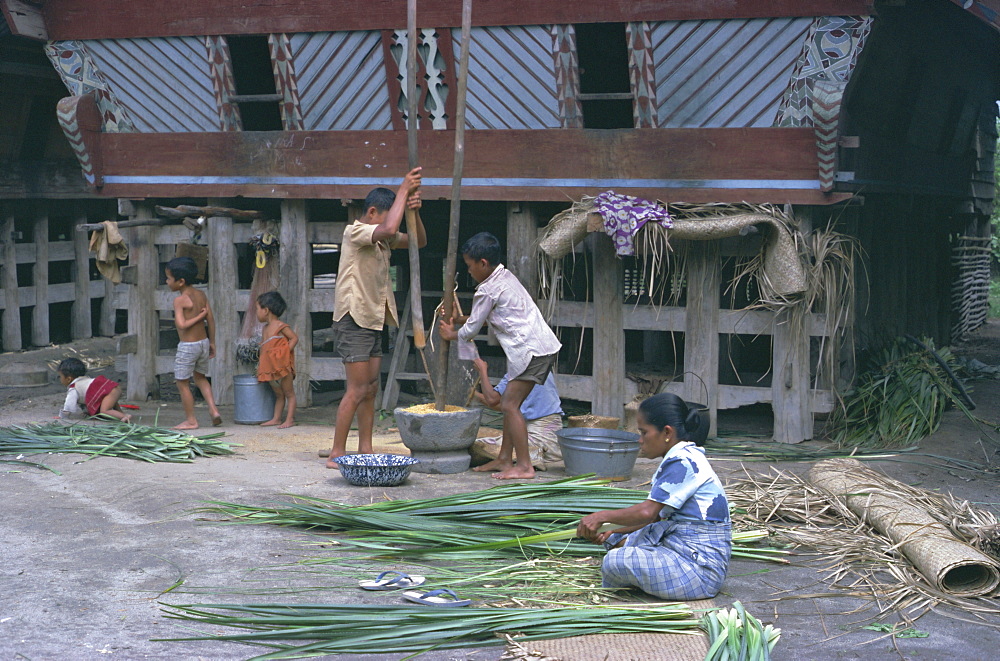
[358,570,471,607]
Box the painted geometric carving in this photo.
[269,33,305,131]
[812,80,846,192]
[389,28,451,129]
[45,40,135,133]
[205,35,242,131]
[627,22,657,129]
[57,94,104,188]
[551,25,583,129]
[775,16,872,127]
[419,28,449,129]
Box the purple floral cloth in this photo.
[593,191,673,256]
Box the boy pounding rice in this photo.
[439,232,561,480]
[326,168,424,465]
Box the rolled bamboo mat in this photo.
[807,458,1000,597]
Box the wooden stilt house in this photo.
[2,0,997,443]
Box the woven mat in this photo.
[505,600,714,661]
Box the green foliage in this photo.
[991,278,1000,318]
[827,337,967,449]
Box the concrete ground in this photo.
[1,330,999,660]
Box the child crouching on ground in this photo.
[58,357,131,422]
[470,356,563,470]
[439,232,561,480]
[255,291,299,428]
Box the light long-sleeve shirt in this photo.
[457,264,561,379]
[61,376,93,416]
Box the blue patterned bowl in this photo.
[333,453,420,487]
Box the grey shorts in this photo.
[175,338,210,380]
[512,352,557,385]
[332,314,383,363]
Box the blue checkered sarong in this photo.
[601,519,731,600]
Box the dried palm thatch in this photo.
[726,463,1000,624]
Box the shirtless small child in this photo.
[165,256,221,430]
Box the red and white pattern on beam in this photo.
[812,79,845,192]
[551,24,583,129]
[774,15,871,127]
[44,40,135,133]
[269,33,305,131]
[205,35,242,131]
[627,21,657,129]
[56,94,104,187]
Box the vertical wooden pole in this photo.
[280,200,312,406]
[72,213,93,340]
[506,202,539,294]
[207,213,237,405]
[684,241,720,437]
[31,210,49,346]
[434,0,473,409]
[1,214,22,351]
[591,234,625,418]
[127,203,159,401]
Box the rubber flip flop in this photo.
[212,415,222,426]
[402,588,471,607]
[359,570,426,591]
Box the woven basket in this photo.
[807,458,1000,597]
[538,208,590,259]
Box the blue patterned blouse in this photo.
[648,441,730,523]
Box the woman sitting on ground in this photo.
[576,393,731,600]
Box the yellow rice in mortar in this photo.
[403,404,466,414]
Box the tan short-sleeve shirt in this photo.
[332,221,398,330]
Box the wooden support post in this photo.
[683,241,720,437]
[126,204,159,401]
[31,211,49,346]
[591,233,625,419]
[1,214,22,351]
[71,213,93,340]
[280,200,312,406]
[99,278,117,337]
[506,202,539,294]
[771,309,812,443]
[207,213,237,405]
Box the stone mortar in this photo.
[394,406,482,473]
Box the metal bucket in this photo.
[233,374,276,424]
[556,428,641,480]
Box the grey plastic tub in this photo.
[233,374,276,424]
[556,428,641,480]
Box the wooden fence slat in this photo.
[72,214,93,340]
[280,200,312,406]
[207,212,238,406]
[100,280,118,337]
[771,309,812,443]
[31,213,49,346]
[1,215,21,350]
